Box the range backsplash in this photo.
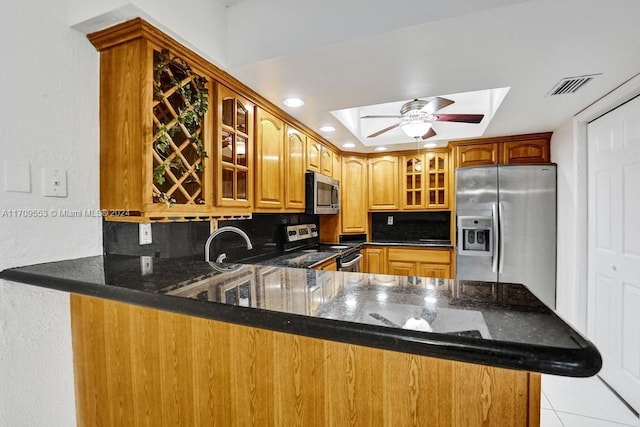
[102,213,318,261]
[370,211,450,242]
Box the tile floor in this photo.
[541,374,639,426]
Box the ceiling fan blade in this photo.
[421,97,455,114]
[421,128,437,140]
[435,113,484,124]
[367,122,400,138]
[360,115,403,119]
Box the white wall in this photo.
[0,1,228,425]
[551,119,581,328]
[552,75,640,335]
[69,1,228,67]
[0,0,101,425]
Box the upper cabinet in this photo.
[455,143,499,168]
[427,151,449,208]
[401,154,425,209]
[502,137,550,164]
[94,36,215,221]
[369,156,399,210]
[254,108,285,210]
[321,147,333,177]
[341,156,368,234]
[307,139,322,173]
[451,132,552,169]
[90,19,341,221]
[217,85,254,211]
[284,127,306,211]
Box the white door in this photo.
[587,95,640,412]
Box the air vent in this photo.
[547,74,601,96]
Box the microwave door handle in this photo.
[331,186,339,207]
[492,203,499,273]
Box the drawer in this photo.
[387,248,450,264]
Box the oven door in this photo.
[338,252,362,272]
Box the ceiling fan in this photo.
[361,97,484,140]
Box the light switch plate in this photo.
[3,160,31,193]
[139,223,152,245]
[387,215,394,225]
[43,168,67,197]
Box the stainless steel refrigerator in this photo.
[455,164,557,308]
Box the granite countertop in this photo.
[249,241,450,270]
[0,255,601,377]
[365,240,454,248]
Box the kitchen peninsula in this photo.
[1,256,601,427]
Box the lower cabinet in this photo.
[364,246,452,279]
[363,247,386,274]
[313,257,337,271]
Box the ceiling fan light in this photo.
[401,121,432,138]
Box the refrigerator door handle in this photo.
[492,203,499,273]
[499,202,505,273]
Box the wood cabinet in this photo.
[321,147,333,177]
[426,151,449,208]
[94,37,216,220]
[455,142,500,168]
[71,294,542,427]
[368,156,399,210]
[451,132,552,169]
[306,138,322,172]
[90,19,342,222]
[388,261,415,276]
[363,246,386,274]
[502,138,550,164]
[332,151,341,181]
[341,156,368,234]
[363,246,452,278]
[314,257,337,271]
[254,108,285,210]
[284,127,306,210]
[387,247,452,279]
[401,154,425,209]
[217,85,254,211]
[400,150,449,210]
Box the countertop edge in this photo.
[364,241,454,248]
[0,267,602,377]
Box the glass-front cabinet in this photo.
[217,84,254,209]
[402,151,449,209]
[427,151,448,208]
[402,155,424,209]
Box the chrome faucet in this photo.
[204,227,253,271]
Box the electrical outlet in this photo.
[139,223,152,245]
[140,256,153,275]
[387,215,394,225]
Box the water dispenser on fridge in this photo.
[457,216,492,256]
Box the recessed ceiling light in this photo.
[342,142,356,148]
[374,146,387,152]
[282,97,304,107]
[423,143,437,148]
[319,126,335,132]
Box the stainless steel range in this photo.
[282,224,362,272]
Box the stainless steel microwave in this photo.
[305,171,340,214]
